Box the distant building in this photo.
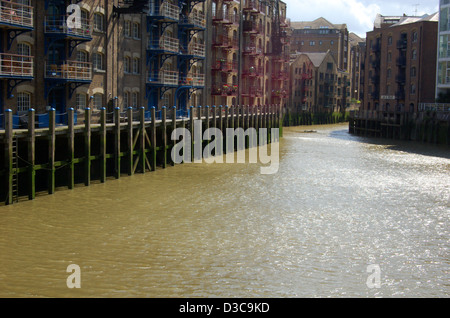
[290,51,350,113]
[290,17,350,71]
[348,33,366,104]
[207,0,291,108]
[437,0,450,100]
[362,13,438,114]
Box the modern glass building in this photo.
[437,0,450,100]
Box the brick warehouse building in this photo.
[206,0,291,108]
[290,17,350,72]
[362,13,438,115]
[289,51,351,114]
[0,0,291,117]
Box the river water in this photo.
[0,124,448,298]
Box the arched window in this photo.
[124,56,131,73]
[80,9,89,31]
[17,42,31,56]
[17,92,31,112]
[124,20,131,37]
[93,52,104,71]
[123,91,130,108]
[163,92,171,107]
[77,50,88,63]
[76,93,87,110]
[132,92,139,108]
[94,13,105,32]
[132,22,141,39]
[93,93,103,109]
[133,57,140,74]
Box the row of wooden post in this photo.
[2,104,282,205]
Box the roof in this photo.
[291,17,347,30]
[292,52,333,68]
[349,32,365,45]
[374,12,439,29]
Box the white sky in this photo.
[282,0,440,38]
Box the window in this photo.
[124,56,131,73]
[163,92,171,107]
[412,31,418,43]
[80,9,89,31]
[387,68,391,78]
[17,92,31,112]
[93,53,104,71]
[388,36,393,45]
[94,13,105,32]
[309,41,315,46]
[124,20,131,38]
[132,92,139,107]
[17,42,31,56]
[412,49,417,60]
[133,57,140,74]
[327,62,333,71]
[387,52,392,63]
[76,93,87,110]
[411,67,417,77]
[410,84,416,95]
[17,42,31,67]
[132,23,141,39]
[123,92,130,108]
[77,50,88,63]
[93,93,103,109]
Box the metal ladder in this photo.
[11,137,19,203]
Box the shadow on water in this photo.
[329,129,450,160]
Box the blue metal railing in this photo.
[1,106,261,129]
[36,112,78,128]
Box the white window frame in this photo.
[94,13,105,32]
[76,93,87,110]
[17,92,31,112]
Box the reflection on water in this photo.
[0,124,448,297]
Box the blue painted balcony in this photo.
[0,0,34,30]
[44,15,92,41]
[147,2,179,22]
[44,60,92,83]
[0,53,33,79]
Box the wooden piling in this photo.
[139,107,148,173]
[171,106,177,166]
[114,107,121,179]
[68,108,75,188]
[100,107,107,183]
[4,110,13,205]
[162,107,167,169]
[189,106,194,163]
[127,107,134,176]
[48,109,56,194]
[218,105,223,132]
[151,107,157,171]
[84,108,91,186]
[28,109,35,200]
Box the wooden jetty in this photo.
[349,109,450,144]
[0,105,282,205]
